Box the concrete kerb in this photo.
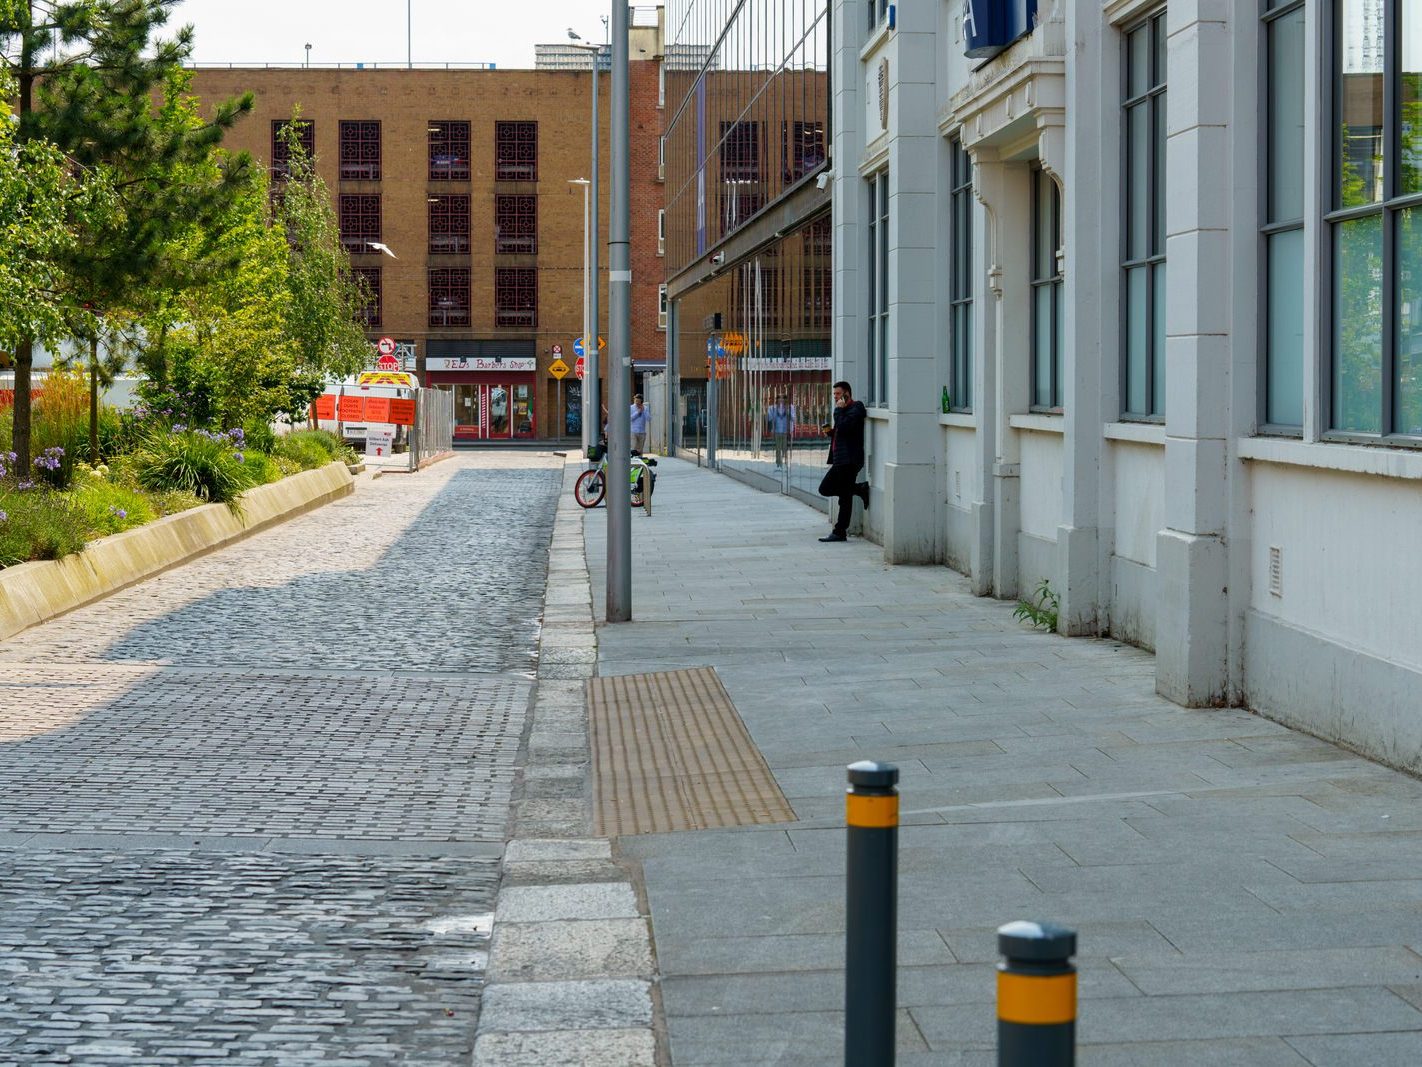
[0,461,353,643]
[473,457,661,1067]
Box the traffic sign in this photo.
[374,353,400,371]
[706,335,726,359]
[549,358,570,380]
[552,343,564,357]
[575,356,586,379]
[721,331,746,356]
[572,336,606,358]
[376,336,396,356]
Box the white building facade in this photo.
[831,0,1422,769]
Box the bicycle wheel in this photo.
[574,467,606,508]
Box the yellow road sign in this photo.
[549,358,570,380]
[722,331,747,356]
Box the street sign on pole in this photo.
[575,356,586,379]
[377,336,396,356]
[550,359,570,380]
[573,336,607,358]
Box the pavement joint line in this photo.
[474,457,662,1066]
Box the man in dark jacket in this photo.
[817,380,870,542]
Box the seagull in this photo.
[567,28,582,40]
[369,241,398,259]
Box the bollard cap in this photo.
[997,920,1077,962]
[846,760,899,789]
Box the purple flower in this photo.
[108,505,127,519]
[0,510,7,523]
[17,480,33,491]
[234,452,245,463]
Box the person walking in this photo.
[767,392,795,469]
[629,394,650,454]
[817,381,869,542]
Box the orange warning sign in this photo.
[388,398,416,426]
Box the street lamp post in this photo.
[606,1,632,621]
[569,178,592,452]
[567,30,601,457]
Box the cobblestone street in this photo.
[0,454,562,1064]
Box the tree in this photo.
[1,0,252,469]
[272,119,372,419]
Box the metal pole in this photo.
[407,0,412,68]
[580,180,593,454]
[666,297,679,454]
[587,48,601,454]
[706,341,718,467]
[844,760,898,1067]
[605,0,632,623]
[997,922,1077,1066]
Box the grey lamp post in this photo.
[569,178,592,451]
[605,1,631,621]
[568,30,601,457]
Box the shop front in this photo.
[424,355,537,442]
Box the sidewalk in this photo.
[584,457,1422,1065]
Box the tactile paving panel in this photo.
[589,667,795,835]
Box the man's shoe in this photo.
[819,532,847,542]
[857,483,870,509]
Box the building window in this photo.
[1329,0,1422,437]
[805,215,832,256]
[495,267,537,327]
[495,195,537,254]
[429,268,471,328]
[658,136,666,180]
[1031,168,1064,411]
[867,171,890,405]
[1263,0,1306,429]
[720,121,761,183]
[338,120,381,181]
[802,266,832,330]
[351,266,381,328]
[270,119,314,178]
[495,121,538,181]
[949,139,973,412]
[338,194,381,254]
[428,195,470,256]
[428,121,470,181]
[783,120,827,182]
[1122,10,1167,418]
[869,0,889,29]
[659,284,669,329]
[658,209,666,255]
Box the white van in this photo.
[317,370,421,448]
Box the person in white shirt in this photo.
[629,394,650,454]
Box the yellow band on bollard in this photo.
[846,793,899,828]
[997,972,1076,1025]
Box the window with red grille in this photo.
[428,121,471,181]
[720,121,761,183]
[495,195,537,254]
[351,266,382,327]
[429,268,471,327]
[339,121,381,181]
[428,195,471,255]
[495,121,538,181]
[495,267,537,327]
[338,194,381,253]
[271,119,315,178]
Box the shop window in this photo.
[949,138,974,413]
[270,119,314,179]
[495,267,537,327]
[429,195,471,256]
[1031,168,1064,411]
[1328,0,1422,438]
[1122,10,1167,419]
[338,121,381,181]
[1263,0,1306,430]
[351,266,381,328]
[428,121,470,181]
[429,268,470,327]
[495,121,538,181]
[495,194,537,254]
[338,194,381,254]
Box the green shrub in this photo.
[294,428,345,458]
[240,451,284,486]
[270,455,303,478]
[134,430,254,506]
[31,370,89,488]
[272,432,330,471]
[145,487,205,516]
[0,489,87,565]
[68,477,156,537]
[242,419,277,456]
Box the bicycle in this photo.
[574,447,657,514]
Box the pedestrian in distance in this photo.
[817,380,869,542]
[630,394,649,454]
[767,392,795,469]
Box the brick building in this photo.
[190,34,665,442]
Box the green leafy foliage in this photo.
[0,489,87,566]
[133,430,254,505]
[68,476,156,536]
[1013,579,1060,633]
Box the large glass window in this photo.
[494,195,537,255]
[949,139,974,412]
[495,267,537,328]
[867,172,889,405]
[495,121,538,181]
[428,195,470,256]
[337,195,381,254]
[1122,11,1167,418]
[270,119,314,179]
[351,266,381,328]
[429,268,470,328]
[1031,168,1064,410]
[428,121,470,182]
[1264,0,1306,429]
[338,121,381,181]
[1330,0,1422,437]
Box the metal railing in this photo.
[407,387,453,470]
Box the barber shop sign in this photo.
[962,0,1039,60]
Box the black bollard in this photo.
[844,760,899,1067]
[996,920,1077,1066]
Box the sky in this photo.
[168,1,612,70]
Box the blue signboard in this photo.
[962,0,1038,60]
